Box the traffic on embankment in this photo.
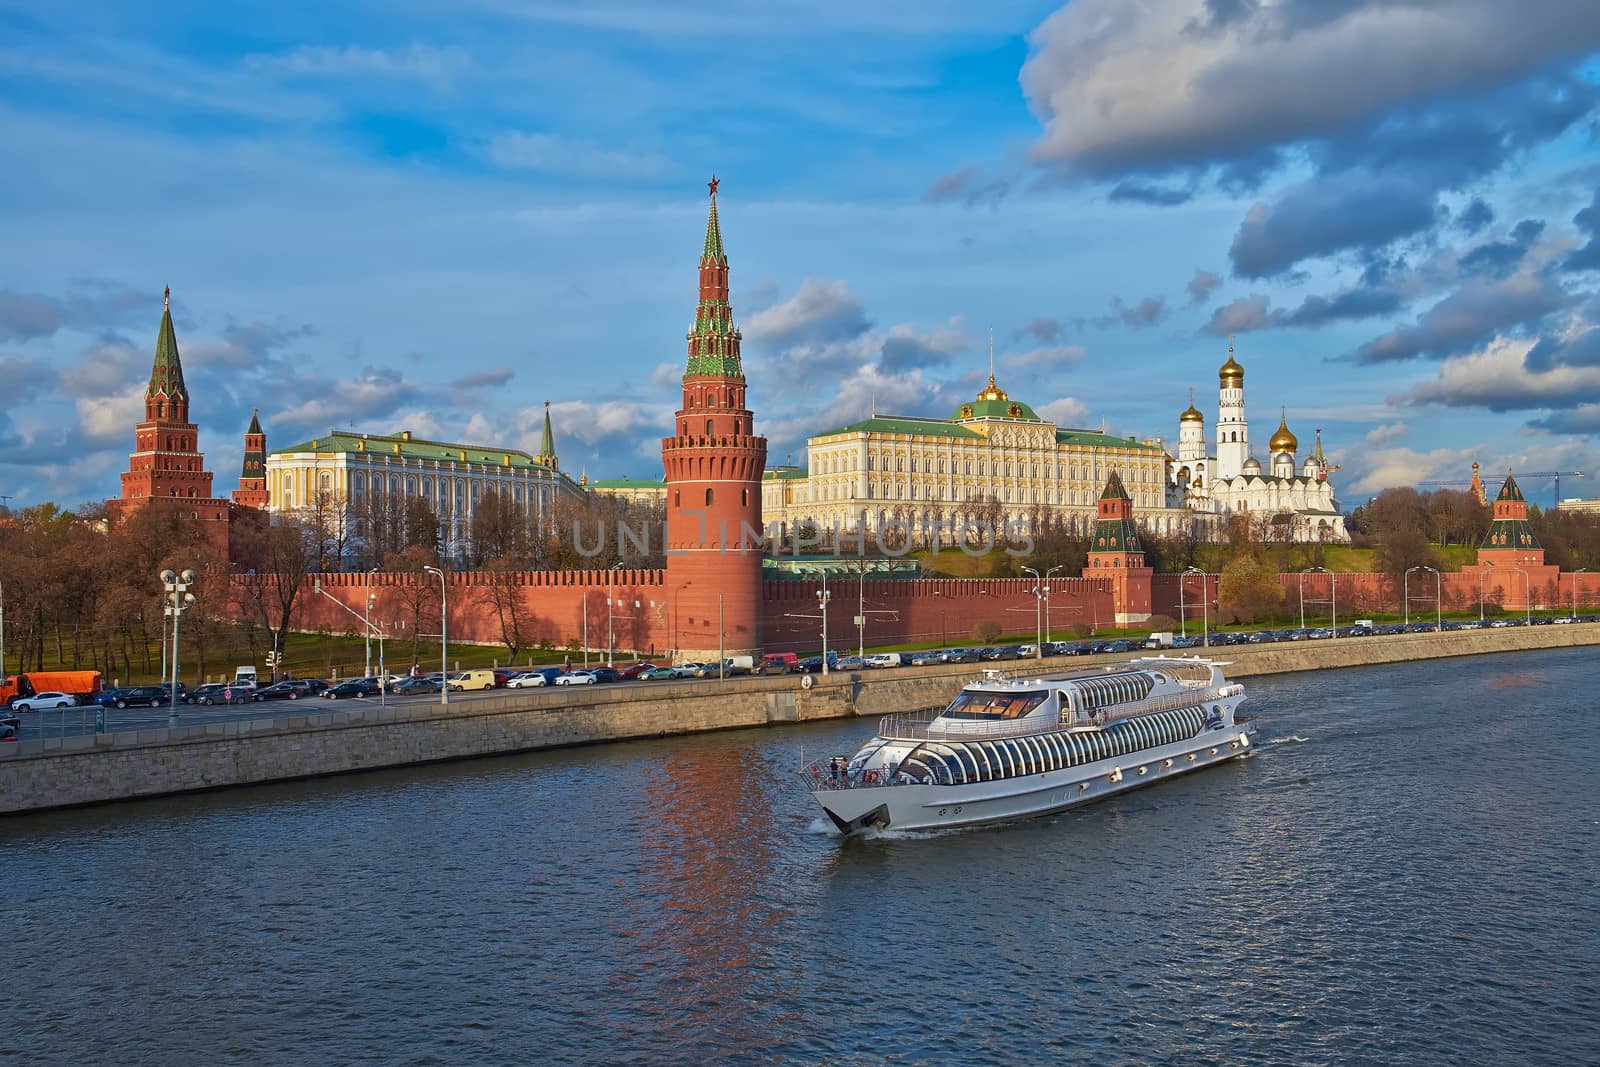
[3,621,1598,816]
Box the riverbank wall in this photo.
[4,623,1597,815]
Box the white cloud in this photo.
[1020,0,1600,174]
[1001,344,1084,370]
[744,278,870,348]
[75,384,145,444]
[1345,445,1478,496]
[1364,421,1408,446]
[484,132,671,179]
[1396,336,1600,411]
[247,44,467,82]
[1037,396,1091,426]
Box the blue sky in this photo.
[3,0,1600,510]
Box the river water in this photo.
[4,648,1598,1065]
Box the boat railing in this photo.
[877,686,1233,742]
[799,758,906,792]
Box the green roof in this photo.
[1055,429,1159,451]
[950,398,1042,421]
[1496,473,1524,502]
[148,297,188,401]
[764,468,810,480]
[587,477,665,490]
[246,409,262,435]
[273,430,556,472]
[815,416,983,440]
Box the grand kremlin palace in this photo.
[759,347,1346,545]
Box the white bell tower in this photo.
[1215,339,1249,480]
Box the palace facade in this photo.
[265,403,582,561]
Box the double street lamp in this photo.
[423,565,448,705]
[818,575,832,676]
[161,568,196,725]
[1020,565,1065,658]
[1404,565,1440,631]
[1299,565,1335,633]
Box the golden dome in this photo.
[1219,340,1244,386]
[1180,402,1204,423]
[975,373,1008,402]
[1270,411,1298,454]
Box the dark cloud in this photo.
[450,367,515,389]
[1351,272,1576,363]
[1016,318,1062,343]
[880,333,956,373]
[1097,295,1165,329]
[1525,326,1600,372]
[1186,270,1222,305]
[1458,219,1546,278]
[1529,405,1600,434]
[923,164,1010,207]
[1455,198,1496,235]
[1565,187,1600,272]
[1229,170,1440,278]
[1108,181,1192,206]
[0,355,59,402]
[1284,285,1405,327]
[0,280,151,343]
[1202,294,1276,336]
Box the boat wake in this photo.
[1269,735,1310,745]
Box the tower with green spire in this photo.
[233,409,270,509]
[1083,470,1153,623]
[662,177,768,659]
[115,286,218,510]
[536,400,558,470]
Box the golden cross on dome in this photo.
[164,284,171,307]
[708,175,719,197]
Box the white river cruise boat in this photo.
[801,657,1254,834]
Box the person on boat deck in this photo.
[829,757,842,782]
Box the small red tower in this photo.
[232,409,269,510]
[661,178,768,660]
[1084,471,1153,623]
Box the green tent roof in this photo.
[273,430,557,472]
[815,416,983,440]
[950,397,1042,421]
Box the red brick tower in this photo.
[232,409,269,509]
[1084,470,1153,623]
[661,178,768,660]
[1468,470,1557,609]
[110,288,227,530]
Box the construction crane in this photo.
[1419,470,1583,508]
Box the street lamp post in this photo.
[1044,565,1063,649]
[1573,568,1586,619]
[1404,566,1418,627]
[1479,563,1489,624]
[608,561,623,668]
[1515,566,1531,625]
[365,567,379,678]
[1182,567,1206,647]
[1022,566,1044,658]
[819,575,832,675]
[1300,566,1333,632]
[423,566,448,705]
[161,568,196,725]
[1426,565,1441,631]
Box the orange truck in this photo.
[1,671,104,707]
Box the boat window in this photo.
[942,690,1049,720]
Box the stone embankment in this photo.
[3,623,1596,815]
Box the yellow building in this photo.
[762,374,1197,544]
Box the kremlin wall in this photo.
[105,182,1596,661]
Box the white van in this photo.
[447,669,496,692]
[1143,632,1175,649]
[865,653,904,668]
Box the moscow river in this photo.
[5,648,1598,1065]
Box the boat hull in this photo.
[812,720,1256,834]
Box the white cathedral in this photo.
[1166,343,1348,543]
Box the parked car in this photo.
[865,653,904,668]
[641,666,679,680]
[189,683,251,706]
[757,653,801,674]
[506,670,557,688]
[674,662,710,678]
[324,679,381,699]
[103,685,170,708]
[616,662,658,680]
[834,656,866,671]
[588,667,621,684]
[555,671,597,686]
[253,679,324,702]
[13,691,76,711]
[391,676,441,695]
[908,651,943,667]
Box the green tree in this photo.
[1217,552,1285,625]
